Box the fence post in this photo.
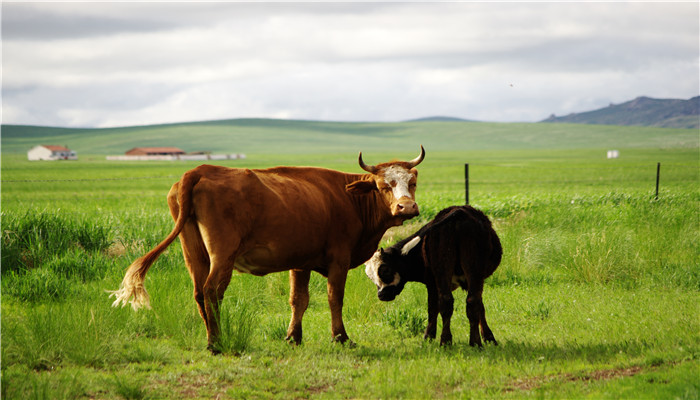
[465,163,469,205]
[655,162,661,200]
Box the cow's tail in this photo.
[108,169,202,310]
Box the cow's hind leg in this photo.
[202,256,237,354]
[286,269,311,344]
[180,222,211,324]
[168,185,211,325]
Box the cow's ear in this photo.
[401,236,421,255]
[346,180,377,194]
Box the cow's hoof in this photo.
[207,344,223,355]
[285,335,303,346]
[331,333,354,347]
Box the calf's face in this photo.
[364,237,420,301]
[365,249,405,301]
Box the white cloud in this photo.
[1,2,698,127]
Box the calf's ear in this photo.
[401,236,421,255]
[346,180,377,194]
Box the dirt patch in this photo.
[506,365,646,392]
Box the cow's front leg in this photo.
[286,269,311,345]
[327,265,350,344]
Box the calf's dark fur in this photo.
[365,205,502,346]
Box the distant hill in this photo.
[541,96,699,129]
[405,116,475,122]
[2,118,698,156]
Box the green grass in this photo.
[1,124,698,399]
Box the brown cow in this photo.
[110,147,425,353]
[365,205,501,347]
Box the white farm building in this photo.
[27,145,78,161]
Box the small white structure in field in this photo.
[607,150,619,159]
[27,145,78,161]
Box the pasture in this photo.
[1,122,699,399]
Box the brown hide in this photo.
[180,165,406,275]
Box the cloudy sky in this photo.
[2,1,698,128]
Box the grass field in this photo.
[1,121,699,399]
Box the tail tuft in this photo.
[107,260,152,310]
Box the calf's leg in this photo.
[286,269,311,344]
[438,291,454,345]
[425,236,455,345]
[466,278,497,346]
[424,280,439,340]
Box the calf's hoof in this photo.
[439,335,453,346]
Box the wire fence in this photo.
[2,162,696,184]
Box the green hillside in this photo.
[542,96,699,129]
[2,118,698,156]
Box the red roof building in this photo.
[125,147,186,156]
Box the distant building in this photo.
[107,146,245,161]
[27,145,77,161]
[607,150,620,159]
[125,147,186,156]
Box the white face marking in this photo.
[364,251,400,289]
[383,165,414,201]
[365,251,383,287]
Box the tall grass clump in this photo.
[486,191,698,288]
[211,297,260,356]
[566,228,641,285]
[1,210,112,275]
[1,301,117,370]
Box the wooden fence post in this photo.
[465,163,469,205]
[655,162,661,200]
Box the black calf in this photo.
[365,205,502,346]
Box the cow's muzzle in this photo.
[393,199,419,218]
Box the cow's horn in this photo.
[407,145,425,168]
[358,152,378,174]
